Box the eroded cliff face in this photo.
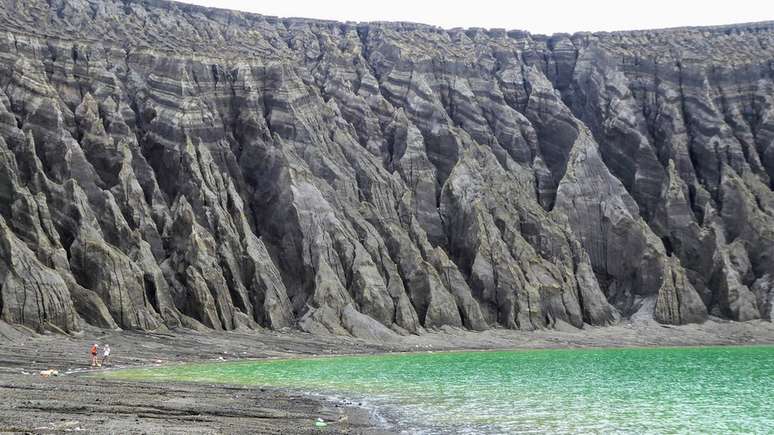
[0,0,772,336]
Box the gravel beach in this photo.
[1,318,773,434]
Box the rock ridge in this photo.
[0,0,772,337]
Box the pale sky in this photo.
[177,0,774,34]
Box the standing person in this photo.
[101,344,111,367]
[90,343,99,367]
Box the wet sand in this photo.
[1,317,772,434]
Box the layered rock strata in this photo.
[1,0,773,336]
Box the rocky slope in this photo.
[0,0,772,337]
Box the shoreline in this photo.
[92,339,774,374]
[1,318,773,433]
[95,341,774,435]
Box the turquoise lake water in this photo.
[104,346,774,434]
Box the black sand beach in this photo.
[1,318,773,434]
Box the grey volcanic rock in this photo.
[0,0,772,335]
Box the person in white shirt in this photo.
[101,344,111,366]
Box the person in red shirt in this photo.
[90,344,98,367]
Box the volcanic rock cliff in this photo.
[0,0,773,337]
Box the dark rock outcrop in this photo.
[1,0,772,335]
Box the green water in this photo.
[104,346,774,434]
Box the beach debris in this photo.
[57,421,82,431]
[39,369,60,377]
[314,418,328,427]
